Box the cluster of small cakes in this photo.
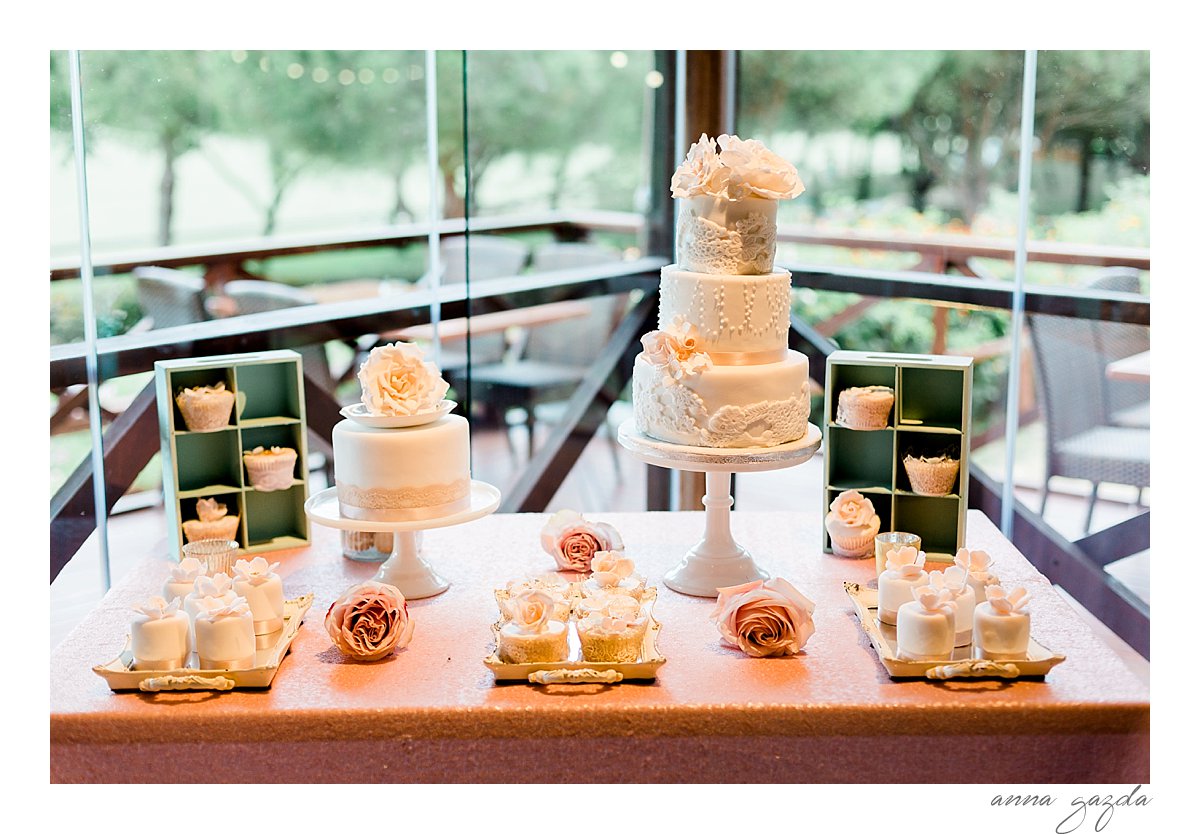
[878,545,1033,662]
[129,556,287,672]
[496,553,651,665]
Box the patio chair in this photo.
[133,266,208,330]
[1087,268,1150,429]
[1028,309,1150,534]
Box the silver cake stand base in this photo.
[617,419,822,597]
[304,481,501,599]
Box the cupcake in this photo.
[163,556,207,603]
[175,382,236,432]
[581,551,645,599]
[342,530,393,559]
[903,453,960,496]
[182,498,241,543]
[242,446,297,492]
[825,490,881,558]
[505,575,573,622]
[836,385,894,430]
[497,589,569,664]
[973,584,1032,661]
[577,595,647,663]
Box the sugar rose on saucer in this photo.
[358,341,449,416]
[325,580,414,661]
[711,577,816,658]
[540,509,624,572]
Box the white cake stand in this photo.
[304,481,501,599]
[617,419,822,597]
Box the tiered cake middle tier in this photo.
[632,266,810,449]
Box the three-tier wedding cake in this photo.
[632,134,810,448]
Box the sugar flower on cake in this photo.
[194,595,252,621]
[640,315,713,384]
[193,572,234,598]
[168,557,206,584]
[711,577,816,658]
[954,547,993,576]
[984,584,1031,615]
[232,556,280,586]
[670,133,804,202]
[884,545,927,579]
[195,497,229,522]
[589,550,636,589]
[358,341,451,416]
[540,509,624,572]
[504,589,555,634]
[133,596,183,620]
[325,580,414,661]
[912,584,956,613]
[928,565,970,596]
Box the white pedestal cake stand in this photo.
[617,419,822,597]
[304,481,501,600]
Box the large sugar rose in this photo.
[639,315,712,383]
[670,133,730,198]
[325,580,414,661]
[358,341,450,416]
[590,550,635,589]
[540,509,624,572]
[504,589,554,634]
[711,577,816,658]
[716,134,805,200]
[828,490,876,529]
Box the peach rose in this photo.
[540,509,624,572]
[325,580,414,661]
[358,341,449,416]
[829,490,876,528]
[717,134,805,200]
[670,133,730,198]
[590,550,635,589]
[504,589,554,634]
[711,577,816,658]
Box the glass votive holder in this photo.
[875,532,921,576]
[182,538,240,577]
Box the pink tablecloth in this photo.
[49,510,1148,783]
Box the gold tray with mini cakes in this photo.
[844,582,1065,680]
[485,585,665,684]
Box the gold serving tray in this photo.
[93,593,314,692]
[844,582,1065,680]
[485,586,665,684]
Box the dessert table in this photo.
[49,510,1149,783]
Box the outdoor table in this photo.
[49,510,1149,783]
[1106,350,1151,383]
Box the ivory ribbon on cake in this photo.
[707,348,788,366]
[337,480,472,522]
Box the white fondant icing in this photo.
[233,558,285,634]
[896,588,955,661]
[676,197,779,275]
[973,585,1032,660]
[194,598,256,670]
[659,266,792,359]
[130,599,191,670]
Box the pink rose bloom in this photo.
[828,490,876,528]
[325,580,414,661]
[540,509,624,572]
[640,330,676,367]
[711,577,816,658]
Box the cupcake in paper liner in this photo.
[175,382,236,432]
[836,385,894,430]
[903,453,960,496]
[182,497,241,543]
[243,445,297,492]
[824,490,881,558]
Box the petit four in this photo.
[130,596,191,671]
[974,584,1032,661]
[825,490,881,558]
[877,545,930,626]
[581,550,645,599]
[505,575,573,622]
[242,445,297,492]
[836,385,894,430]
[903,452,960,496]
[175,381,236,432]
[163,556,206,603]
[928,565,976,647]
[182,497,241,544]
[194,596,257,671]
[896,585,956,661]
[954,547,1000,608]
[497,589,569,664]
[184,573,238,643]
[577,595,647,663]
[232,557,285,635]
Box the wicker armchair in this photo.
[133,266,209,330]
[1088,268,1150,428]
[1028,304,1150,534]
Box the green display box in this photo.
[822,350,973,563]
[155,350,311,560]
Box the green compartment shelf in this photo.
[822,351,973,563]
[155,350,311,560]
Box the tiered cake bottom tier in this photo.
[632,350,810,448]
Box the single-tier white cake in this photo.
[194,597,257,671]
[184,573,237,644]
[162,557,206,603]
[955,547,1000,611]
[130,597,191,671]
[929,565,976,647]
[232,556,286,635]
[896,586,956,661]
[333,342,470,521]
[632,134,811,449]
[877,546,930,626]
[974,584,1032,661]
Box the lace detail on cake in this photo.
[635,366,810,448]
[677,207,777,275]
[337,478,469,510]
